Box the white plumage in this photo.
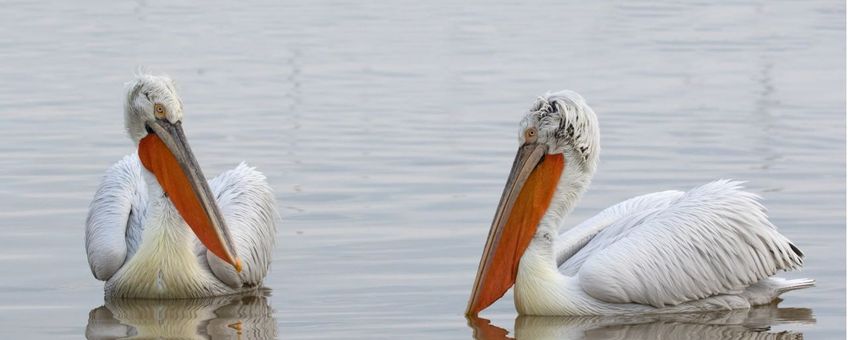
[470,90,812,316]
[85,73,278,298]
[516,180,809,315]
[86,156,276,297]
[206,163,277,288]
[567,181,801,307]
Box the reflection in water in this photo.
[470,303,814,340]
[86,292,277,339]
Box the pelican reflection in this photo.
[469,303,814,340]
[86,292,276,339]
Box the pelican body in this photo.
[86,73,277,298]
[467,91,812,316]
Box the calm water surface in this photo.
[0,0,843,339]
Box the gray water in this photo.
[0,0,843,339]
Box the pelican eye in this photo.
[524,127,538,143]
[154,103,166,118]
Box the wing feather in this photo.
[205,163,278,288]
[573,180,803,308]
[85,155,146,281]
[557,190,684,270]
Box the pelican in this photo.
[85,73,277,298]
[467,90,812,316]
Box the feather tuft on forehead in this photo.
[521,90,600,171]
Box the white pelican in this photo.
[467,90,812,316]
[85,73,277,298]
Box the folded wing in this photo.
[205,163,278,288]
[567,180,803,308]
[85,155,147,281]
[555,190,684,268]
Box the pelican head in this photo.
[123,73,242,273]
[518,90,600,172]
[124,74,184,144]
[467,90,600,315]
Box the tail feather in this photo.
[775,278,815,294]
[743,278,815,306]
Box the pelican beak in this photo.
[138,119,242,272]
[466,143,563,315]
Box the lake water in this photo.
[0,0,843,339]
